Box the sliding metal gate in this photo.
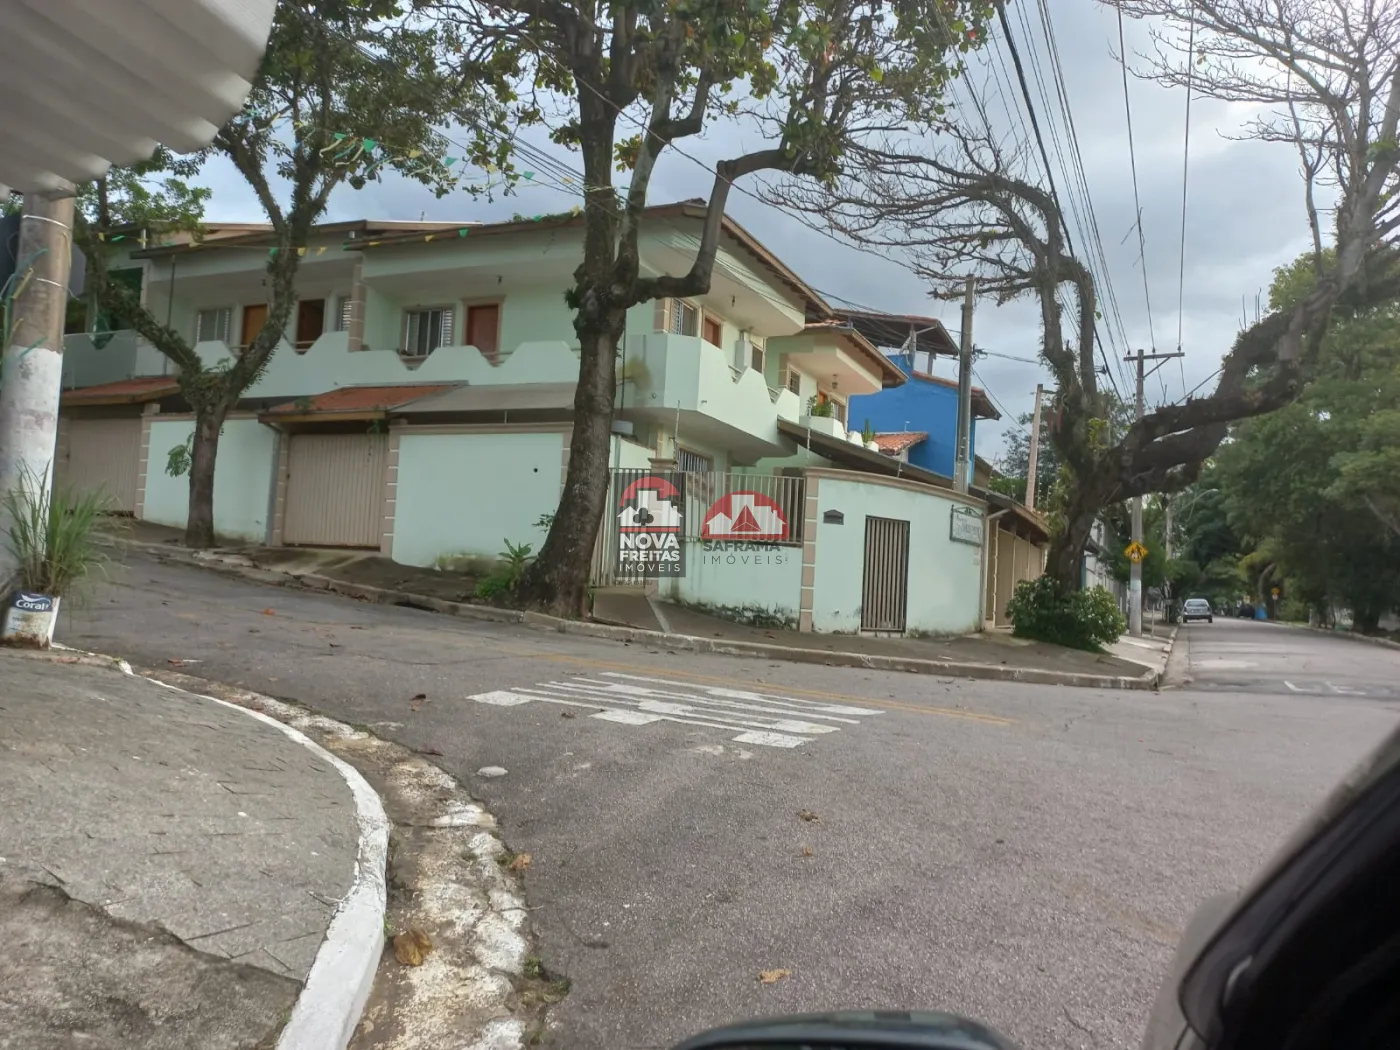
[861,515,911,632]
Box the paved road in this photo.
[60,553,1400,1050]
[1176,616,1400,701]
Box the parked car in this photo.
[1183,598,1214,623]
[1237,602,1257,619]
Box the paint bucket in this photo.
[2,591,60,647]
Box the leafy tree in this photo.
[78,0,500,547]
[429,0,995,614]
[1215,255,1400,631]
[768,0,1400,591]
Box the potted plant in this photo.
[806,395,834,418]
[2,466,115,647]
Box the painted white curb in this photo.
[111,657,390,1050]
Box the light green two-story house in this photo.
[58,202,1027,635]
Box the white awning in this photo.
[0,0,276,195]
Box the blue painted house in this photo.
[836,310,1001,480]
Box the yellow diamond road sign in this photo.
[1124,541,1148,563]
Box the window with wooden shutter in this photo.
[402,307,454,358]
[750,336,765,375]
[195,306,232,344]
[667,299,698,336]
[786,367,801,394]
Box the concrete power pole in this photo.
[0,183,76,591]
[1025,382,1044,510]
[953,277,975,494]
[1127,346,1184,636]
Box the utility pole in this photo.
[1126,346,1185,636]
[953,277,975,493]
[1025,382,1044,510]
[0,183,76,592]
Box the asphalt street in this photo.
[59,553,1400,1050]
[1176,614,1400,700]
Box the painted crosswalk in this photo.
[468,672,883,748]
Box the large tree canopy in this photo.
[768,0,1400,592]
[1213,249,1400,630]
[79,0,500,547]
[425,0,995,614]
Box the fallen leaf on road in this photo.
[261,608,276,616]
[392,929,433,966]
[560,710,575,719]
[507,852,532,872]
[409,692,428,711]
[417,746,443,756]
[800,846,813,857]
[798,810,820,823]
[758,968,791,984]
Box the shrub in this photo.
[1005,576,1126,652]
[2,466,116,602]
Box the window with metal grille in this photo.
[667,299,699,336]
[831,398,847,424]
[402,307,454,357]
[785,368,801,394]
[676,448,713,474]
[195,306,232,344]
[334,295,353,331]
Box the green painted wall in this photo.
[811,476,983,635]
[142,419,276,542]
[391,431,565,565]
[662,539,802,624]
[498,285,576,349]
[610,436,654,469]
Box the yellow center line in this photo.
[488,640,1016,726]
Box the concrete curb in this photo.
[27,644,390,1050]
[1259,618,1400,651]
[129,540,1162,691]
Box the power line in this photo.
[992,5,1126,402]
[1175,5,1198,399]
[973,365,1030,434]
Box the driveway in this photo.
[58,553,1400,1050]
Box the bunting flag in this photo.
[316,246,328,256]
[296,247,307,256]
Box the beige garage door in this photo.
[283,433,388,547]
[56,417,142,513]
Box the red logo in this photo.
[701,491,790,542]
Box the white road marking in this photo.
[467,674,883,749]
[1284,681,1304,692]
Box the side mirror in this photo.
[670,1011,1019,1050]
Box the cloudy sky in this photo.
[200,1,1317,461]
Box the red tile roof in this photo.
[61,376,179,405]
[873,431,928,454]
[264,384,459,417]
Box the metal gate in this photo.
[56,417,142,513]
[283,433,388,547]
[591,469,656,587]
[861,515,910,633]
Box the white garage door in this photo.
[56,417,142,513]
[283,433,388,547]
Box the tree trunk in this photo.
[516,320,623,616]
[1043,485,1102,591]
[184,402,229,549]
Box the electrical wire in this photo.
[1175,4,1198,400]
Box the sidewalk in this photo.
[110,523,1165,689]
[0,650,364,1049]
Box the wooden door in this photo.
[295,299,325,349]
[702,316,722,349]
[241,303,268,349]
[466,303,501,364]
